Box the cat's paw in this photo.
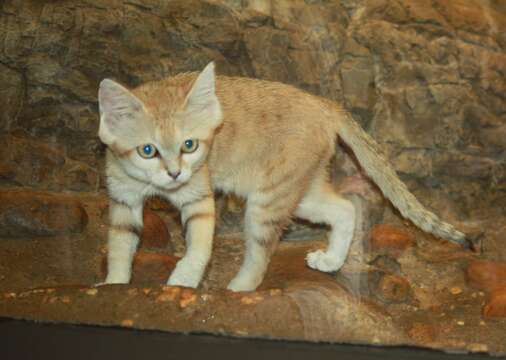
[167,260,202,288]
[166,273,200,288]
[226,280,256,292]
[226,274,261,292]
[306,250,344,273]
[101,273,130,285]
[94,279,129,287]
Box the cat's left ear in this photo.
[183,62,222,128]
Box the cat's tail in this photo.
[336,111,475,249]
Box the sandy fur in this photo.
[98,63,467,291]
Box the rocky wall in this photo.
[1,1,506,354]
[1,0,504,223]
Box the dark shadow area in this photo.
[0,318,495,360]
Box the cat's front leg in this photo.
[167,195,215,288]
[104,198,144,284]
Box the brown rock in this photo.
[240,293,264,305]
[408,322,436,344]
[449,287,463,295]
[1,1,506,353]
[369,224,414,253]
[0,135,64,188]
[140,208,171,249]
[145,197,175,212]
[369,255,401,273]
[156,286,181,303]
[413,287,441,311]
[0,63,24,132]
[340,56,376,112]
[0,191,88,238]
[467,343,489,353]
[101,250,179,284]
[131,251,179,284]
[179,289,198,308]
[0,0,502,222]
[483,288,506,318]
[376,274,411,303]
[416,239,475,263]
[0,135,98,192]
[467,261,506,291]
[121,319,134,327]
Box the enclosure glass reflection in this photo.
[0,0,505,356]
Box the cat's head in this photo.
[98,62,222,190]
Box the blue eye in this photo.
[181,139,199,153]
[137,143,157,158]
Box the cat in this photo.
[98,62,472,292]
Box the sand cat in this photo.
[98,62,471,292]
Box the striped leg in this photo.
[105,199,143,284]
[227,193,293,292]
[167,195,215,288]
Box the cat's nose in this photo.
[168,170,181,180]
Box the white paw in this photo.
[102,273,130,285]
[227,275,260,292]
[306,250,344,273]
[167,260,202,288]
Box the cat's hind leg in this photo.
[295,179,356,273]
[226,195,285,292]
[227,187,306,292]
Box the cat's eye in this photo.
[137,143,158,159]
[181,139,199,153]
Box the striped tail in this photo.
[336,112,473,249]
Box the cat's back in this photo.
[216,75,328,122]
[209,75,338,195]
[214,75,338,138]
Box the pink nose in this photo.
[168,170,181,179]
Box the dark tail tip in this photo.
[463,231,485,253]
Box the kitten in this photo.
[98,62,471,292]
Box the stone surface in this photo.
[0,0,505,356]
[483,288,506,318]
[0,0,503,221]
[467,261,506,291]
[0,191,88,238]
[0,191,506,355]
[0,135,100,192]
[140,208,171,250]
[131,251,179,284]
[408,322,437,344]
[0,281,407,346]
[376,274,411,304]
[369,224,415,254]
[415,233,476,263]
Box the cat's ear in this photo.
[98,79,146,145]
[183,62,222,128]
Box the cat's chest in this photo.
[210,168,256,198]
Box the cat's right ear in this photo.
[98,79,145,145]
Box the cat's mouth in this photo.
[155,179,186,191]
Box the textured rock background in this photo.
[0,0,504,223]
[1,0,506,354]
